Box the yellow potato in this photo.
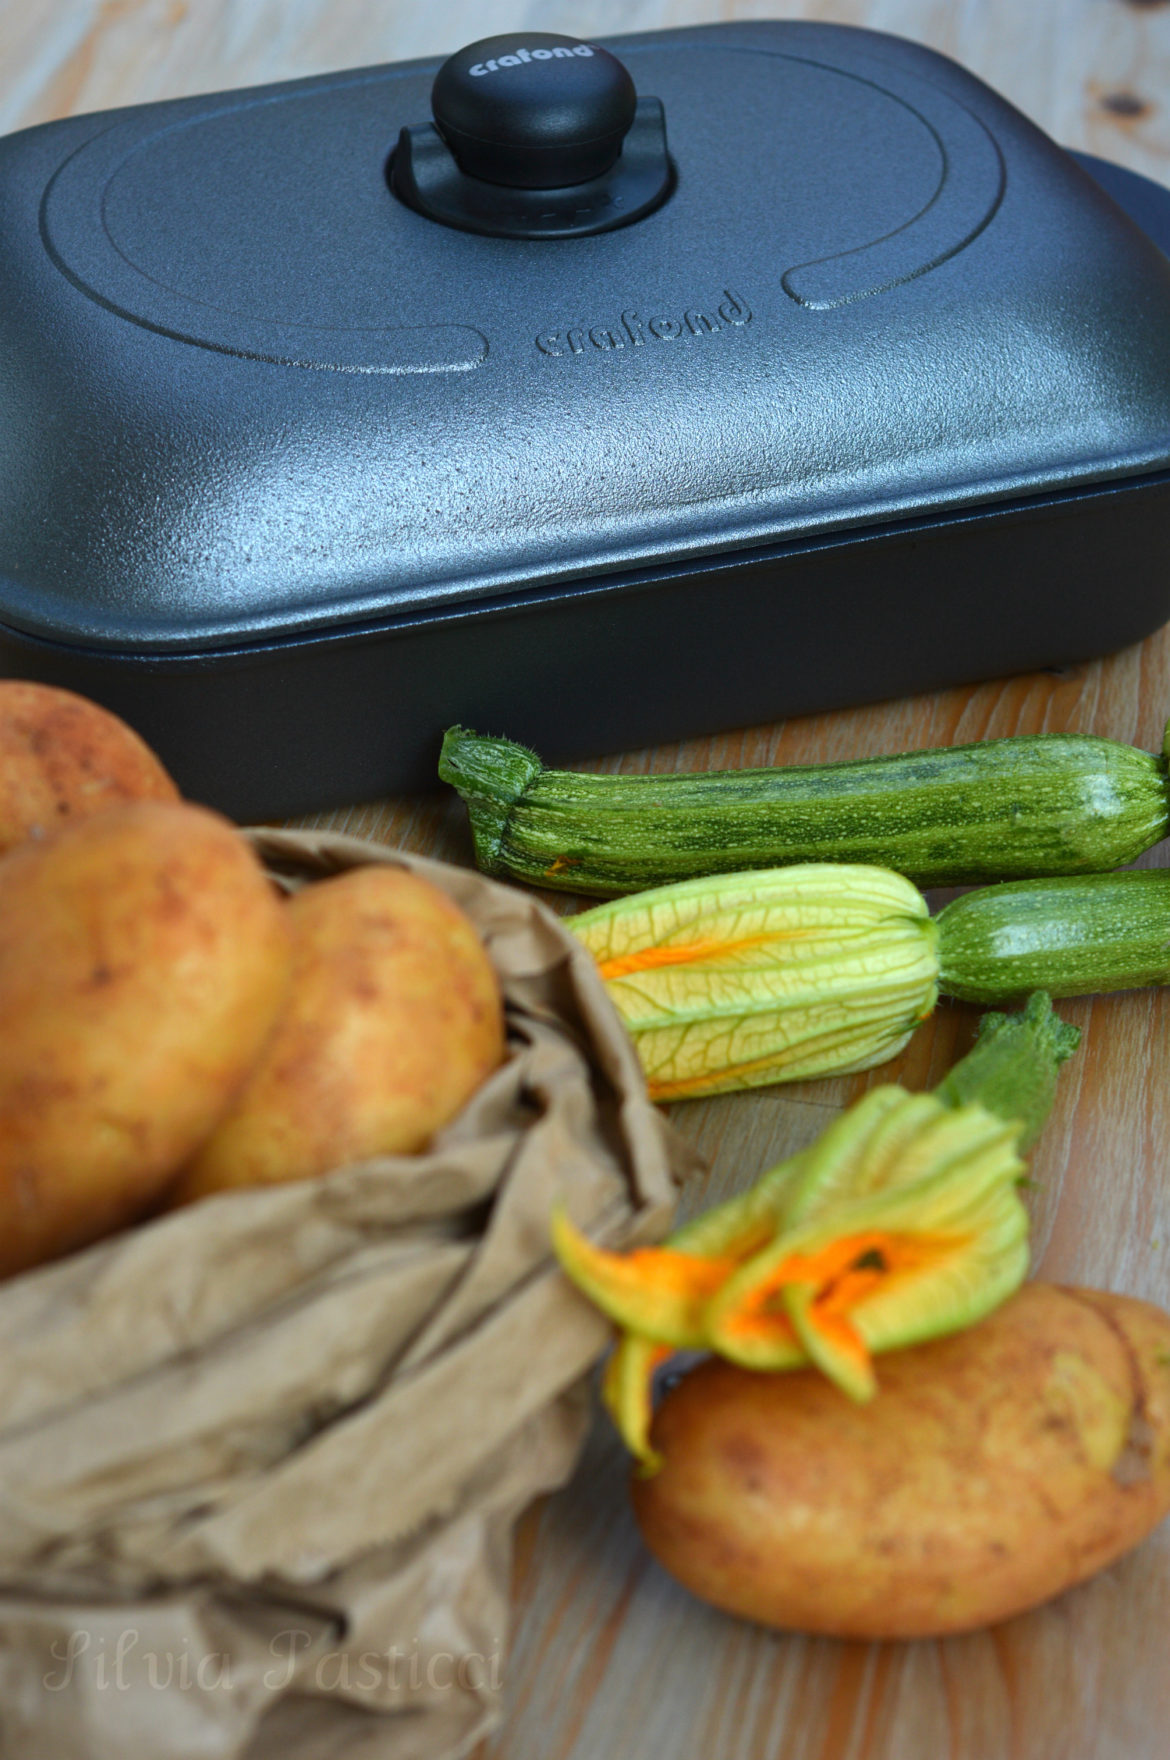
[0,681,178,854]
[170,863,506,1202]
[0,802,291,1276]
[632,1282,1170,1638]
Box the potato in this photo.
[0,802,291,1276]
[0,681,177,854]
[632,1282,1170,1638]
[170,863,506,1203]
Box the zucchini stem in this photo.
[933,991,1080,1150]
[438,727,542,876]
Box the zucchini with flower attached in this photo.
[567,862,1170,1100]
[553,993,1078,1467]
[439,725,1170,895]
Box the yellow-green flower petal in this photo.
[783,1281,878,1403]
[551,1207,741,1347]
[571,865,939,1098]
[601,1332,671,1473]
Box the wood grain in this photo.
[4,2,1170,1755]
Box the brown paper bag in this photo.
[0,830,687,1760]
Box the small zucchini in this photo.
[439,725,1170,895]
[568,864,1170,1100]
[935,871,1170,1003]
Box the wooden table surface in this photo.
[7,2,1170,1756]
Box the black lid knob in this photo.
[431,33,638,190]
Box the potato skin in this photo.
[0,802,291,1276]
[632,1283,1170,1638]
[0,682,177,855]
[170,864,506,1202]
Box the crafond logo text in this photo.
[536,291,752,358]
[470,45,596,76]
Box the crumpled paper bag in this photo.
[0,829,686,1760]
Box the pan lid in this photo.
[1,19,1169,654]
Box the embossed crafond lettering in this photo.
[536,291,751,357]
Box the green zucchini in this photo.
[937,871,1170,1003]
[439,725,1170,896]
[568,862,1170,1099]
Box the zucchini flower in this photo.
[553,995,1079,1468]
[569,865,940,1099]
[703,1091,1029,1401]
